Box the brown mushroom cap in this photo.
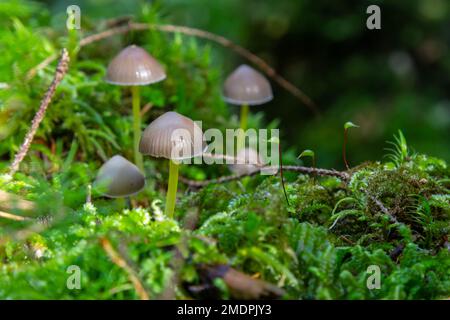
[94,155,145,198]
[229,148,265,175]
[223,64,273,106]
[139,111,204,160]
[105,45,166,86]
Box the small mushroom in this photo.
[223,64,273,135]
[229,147,264,175]
[94,155,145,198]
[139,111,204,218]
[105,45,166,171]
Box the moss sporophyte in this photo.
[343,122,359,170]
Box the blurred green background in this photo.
[12,0,450,167]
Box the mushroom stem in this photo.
[240,104,249,131]
[238,104,249,150]
[131,86,144,171]
[165,160,179,219]
[117,197,126,210]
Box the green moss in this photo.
[0,2,449,300]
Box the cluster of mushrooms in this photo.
[95,45,273,218]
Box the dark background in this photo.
[38,0,450,168]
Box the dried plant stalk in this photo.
[180,165,349,188]
[8,48,70,176]
[0,190,36,212]
[100,237,150,300]
[0,211,32,222]
[29,22,317,114]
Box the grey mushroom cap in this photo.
[139,111,205,160]
[105,45,166,86]
[229,148,265,175]
[94,155,145,198]
[223,64,273,106]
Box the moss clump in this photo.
[0,3,448,300]
[1,132,448,299]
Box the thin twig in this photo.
[180,165,349,188]
[25,53,58,81]
[79,22,317,114]
[102,15,134,29]
[202,152,263,165]
[0,206,65,246]
[26,18,318,112]
[159,208,199,300]
[364,190,398,224]
[79,24,132,47]
[8,48,70,176]
[0,211,32,222]
[100,237,150,300]
[140,102,153,117]
[339,235,355,245]
[0,190,36,212]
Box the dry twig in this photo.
[9,48,70,176]
[180,165,349,188]
[159,208,199,300]
[25,53,58,81]
[365,191,399,224]
[29,22,317,114]
[0,211,32,222]
[0,190,36,212]
[100,237,150,300]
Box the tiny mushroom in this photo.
[139,111,204,218]
[94,155,145,198]
[229,147,264,176]
[223,64,273,134]
[105,44,166,171]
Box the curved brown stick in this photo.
[180,165,349,188]
[0,211,32,222]
[25,53,58,81]
[28,22,318,114]
[30,22,315,114]
[0,190,36,212]
[100,237,150,300]
[202,152,262,165]
[364,190,398,224]
[27,25,317,113]
[9,49,70,176]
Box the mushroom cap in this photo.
[139,111,205,160]
[229,148,265,175]
[105,45,166,86]
[94,155,145,198]
[223,64,273,106]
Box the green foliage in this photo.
[0,1,449,300]
[385,130,411,167]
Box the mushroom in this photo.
[139,111,204,218]
[94,155,145,198]
[229,147,264,175]
[223,64,273,134]
[105,45,166,171]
